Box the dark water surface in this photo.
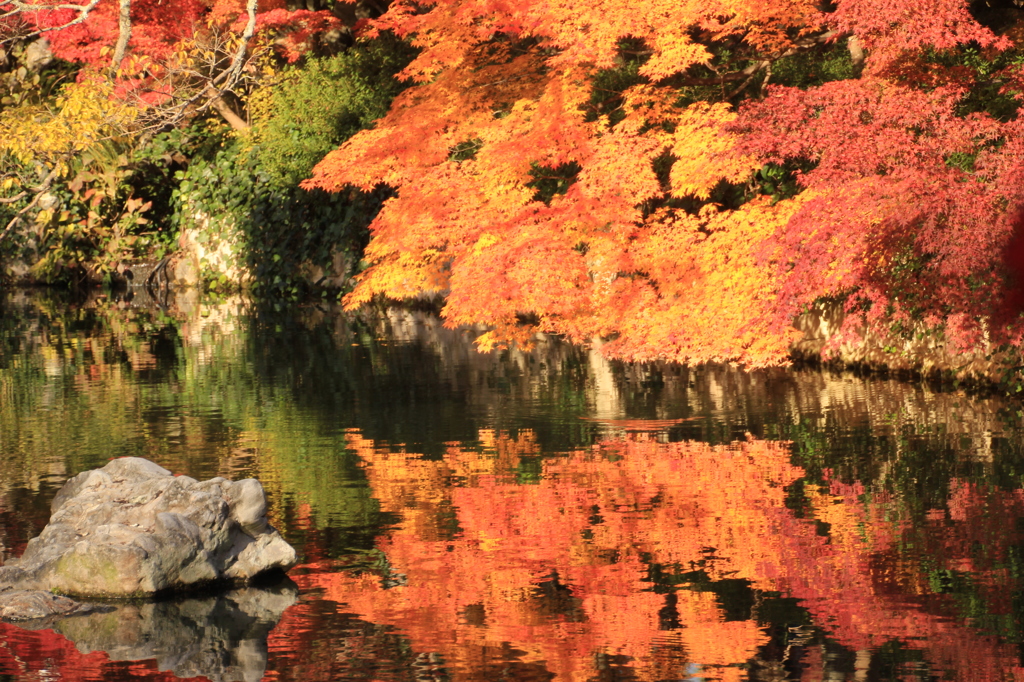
[3,290,1024,681]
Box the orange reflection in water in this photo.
[0,621,179,682]
[292,428,1024,681]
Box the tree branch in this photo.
[0,0,100,44]
[110,0,131,71]
[727,60,770,98]
[848,34,865,75]
[205,85,249,130]
[0,191,28,204]
[218,0,258,87]
[664,30,838,90]
[0,165,59,246]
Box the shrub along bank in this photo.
[0,33,415,296]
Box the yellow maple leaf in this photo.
[669,102,759,200]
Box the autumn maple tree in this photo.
[304,0,1024,366]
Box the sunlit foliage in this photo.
[305,0,1024,365]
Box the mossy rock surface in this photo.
[0,457,296,600]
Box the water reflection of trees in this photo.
[3,289,1024,526]
[292,430,1024,681]
[4,292,1024,678]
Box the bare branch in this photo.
[3,0,267,132]
[0,0,100,44]
[205,85,249,130]
[760,59,772,97]
[727,60,770,98]
[118,21,275,132]
[0,165,59,246]
[218,0,257,87]
[0,192,28,204]
[665,29,838,91]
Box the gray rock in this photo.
[23,39,53,72]
[0,457,297,599]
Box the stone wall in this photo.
[791,299,1023,389]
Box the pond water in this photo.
[3,289,1024,681]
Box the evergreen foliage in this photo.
[169,34,416,296]
[251,34,417,186]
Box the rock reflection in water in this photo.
[3,582,297,682]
